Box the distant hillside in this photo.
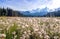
[20,7,49,17]
[0,7,60,17]
[44,10,60,17]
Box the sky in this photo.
[0,0,60,11]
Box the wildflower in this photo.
[0,34,6,38]
[34,28,39,32]
[18,24,20,26]
[22,26,25,28]
[17,19,20,21]
[2,22,5,24]
[24,31,27,34]
[25,24,29,27]
[12,31,16,35]
[44,35,50,39]
[54,36,59,39]
[6,22,9,25]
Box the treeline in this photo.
[0,7,60,17]
[0,8,24,17]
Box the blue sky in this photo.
[0,0,60,11]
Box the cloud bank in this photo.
[0,0,60,11]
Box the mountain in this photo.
[43,9,60,17]
[0,7,60,17]
[20,7,49,17]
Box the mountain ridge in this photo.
[0,7,60,17]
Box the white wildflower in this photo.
[6,22,9,25]
[17,19,20,21]
[22,26,25,28]
[44,35,50,39]
[24,31,27,34]
[34,28,39,32]
[0,34,6,37]
[12,31,16,35]
[18,24,20,26]
[25,24,29,27]
[54,36,59,39]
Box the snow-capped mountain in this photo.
[20,7,60,17]
[43,7,60,17]
[20,7,49,16]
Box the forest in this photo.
[0,8,24,17]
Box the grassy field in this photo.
[0,17,60,39]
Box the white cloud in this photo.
[47,0,60,9]
[1,0,60,11]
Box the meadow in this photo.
[0,17,60,39]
